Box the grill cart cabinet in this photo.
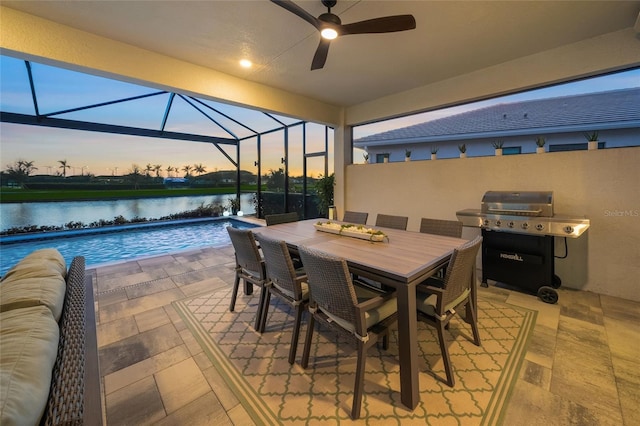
[481,229,555,293]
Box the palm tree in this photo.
[166,166,174,177]
[194,163,206,176]
[58,159,70,177]
[129,164,142,190]
[153,164,162,177]
[182,164,193,178]
[144,164,153,177]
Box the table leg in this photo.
[396,283,420,410]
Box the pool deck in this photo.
[90,219,640,425]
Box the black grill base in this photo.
[481,229,555,295]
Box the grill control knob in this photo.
[495,220,502,227]
[564,225,574,234]
[535,223,545,231]
[508,221,515,228]
[521,222,529,230]
[483,219,490,226]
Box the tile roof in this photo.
[354,87,640,145]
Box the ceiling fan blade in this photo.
[270,0,321,30]
[311,39,331,70]
[341,15,416,35]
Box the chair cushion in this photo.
[0,305,60,426]
[273,281,310,301]
[325,285,396,334]
[0,250,67,322]
[417,288,470,319]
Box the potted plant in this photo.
[458,144,467,158]
[535,136,546,154]
[430,146,439,160]
[314,173,335,218]
[584,131,599,150]
[383,153,389,163]
[405,149,412,162]
[362,152,369,164]
[227,197,240,215]
[492,141,504,156]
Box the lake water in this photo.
[0,193,256,231]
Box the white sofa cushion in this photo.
[0,305,59,426]
[0,249,67,322]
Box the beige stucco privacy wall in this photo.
[344,147,640,302]
[0,6,343,126]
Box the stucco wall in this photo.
[344,146,640,301]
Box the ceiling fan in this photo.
[271,0,416,70]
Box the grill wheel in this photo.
[537,286,559,304]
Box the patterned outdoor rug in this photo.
[174,288,536,425]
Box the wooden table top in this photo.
[251,219,467,285]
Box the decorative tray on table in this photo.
[314,221,389,242]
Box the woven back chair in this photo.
[419,218,464,278]
[298,246,398,420]
[342,211,369,225]
[254,233,309,364]
[265,212,299,226]
[226,226,269,331]
[419,218,463,238]
[375,213,408,230]
[416,235,482,386]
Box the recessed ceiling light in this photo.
[240,59,252,68]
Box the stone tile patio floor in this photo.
[90,244,640,425]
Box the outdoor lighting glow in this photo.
[237,211,244,216]
[239,59,252,68]
[321,28,338,40]
[223,211,231,217]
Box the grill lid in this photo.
[481,191,553,217]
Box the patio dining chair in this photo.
[342,210,368,225]
[298,246,398,420]
[226,226,269,331]
[265,212,299,226]
[420,217,464,278]
[254,233,310,364]
[416,235,482,387]
[375,213,408,230]
[419,217,463,238]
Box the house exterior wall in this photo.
[362,128,640,163]
[344,146,640,302]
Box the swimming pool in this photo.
[0,218,258,276]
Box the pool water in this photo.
[0,218,257,276]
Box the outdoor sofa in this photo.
[0,248,101,425]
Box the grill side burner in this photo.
[456,191,590,304]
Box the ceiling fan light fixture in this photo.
[320,27,338,40]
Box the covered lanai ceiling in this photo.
[3,0,639,109]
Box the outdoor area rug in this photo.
[173,288,536,425]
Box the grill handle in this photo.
[486,208,542,216]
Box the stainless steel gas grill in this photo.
[456,191,590,303]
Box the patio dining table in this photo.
[251,218,471,410]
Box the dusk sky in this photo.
[1,54,638,177]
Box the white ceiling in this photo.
[3,1,640,107]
